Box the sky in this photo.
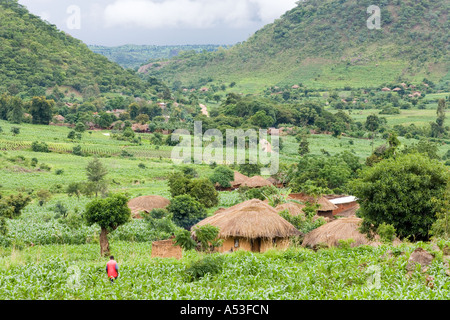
[17,0,299,47]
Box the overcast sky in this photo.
[17,0,298,46]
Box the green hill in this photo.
[88,44,223,70]
[0,0,151,97]
[143,0,449,92]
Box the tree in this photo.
[351,153,449,240]
[7,96,23,124]
[238,163,262,177]
[188,178,219,208]
[168,195,207,230]
[168,173,191,198]
[30,96,54,125]
[209,166,234,188]
[86,158,108,197]
[74,122,86,133]
[298,135,310,156]
[135,114,150,124]
[66,182,83,199]
[0,193,31,219]
[365,114,380,151]
[84,194,131,256]
[431,99,447,138]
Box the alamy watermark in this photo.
[66,5,81,30]
[66,265,81,290]
[367,5,381,30]
[170,122,279,176]
[365,265,381,290]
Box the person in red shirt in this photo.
[106,256,119,283]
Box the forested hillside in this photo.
[0,0,152,98]
[88,44,222,70]
[142,0,450,92]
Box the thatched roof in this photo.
[192,199,301,239]
[302,217,381,248]
[275,202,306,217]
[267,177,281,185]
[241,176,273,188]
[128,195,170,218]
[288,193,338,212]
[231,171,249,187]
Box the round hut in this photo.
[275,202,306,217]
[128,195,171,219]
[231,171,249,189]
[192,199,301,253]
[241,176,273,188]
[302,217,381,249]
[288,193,338,219]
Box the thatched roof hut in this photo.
[192,199,301,253]
[302,217,381,249]
[288,193,338,214]
[275,202,306,217]
[241,176,273,188]
[231,171,249,188]
[128,195,170,219]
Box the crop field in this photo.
[0,241,449,300]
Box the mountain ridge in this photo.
[141,0,449,92]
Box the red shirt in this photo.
[106,260,118,279]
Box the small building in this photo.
[275,202,306,217]
[302,217,381,249]
[241,176,273,188]
[192,199,301,253]
[328,196,358,216]
[128,195,170,219]
[288,193,338,219]
[151,239,182,260]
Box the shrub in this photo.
[72,145,83,156]
[377,223,397,243]
[55,169,64,175]
[184,254,224,282]
[31,141,50,153]
[173,229,197,251]
[193,224,223,253]
[168,195,207,230]
[209,166,234,188]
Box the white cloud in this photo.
[103,0,298,29]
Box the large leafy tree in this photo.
[351,153,449,240]
[29,96,54,125]
[84,194,131,256]
[167,195,207,230]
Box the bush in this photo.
[31,141,50,153]
[184,254,224,282]
[55,169,64,175]
[173,229,197,251]
[209,166,234,188]
[168,195,207,230]
[377,223,396,243]
[72,145,83,156]
[193,224,223,253]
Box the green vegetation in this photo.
[88,44,223,70]
[144,0,450,92]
